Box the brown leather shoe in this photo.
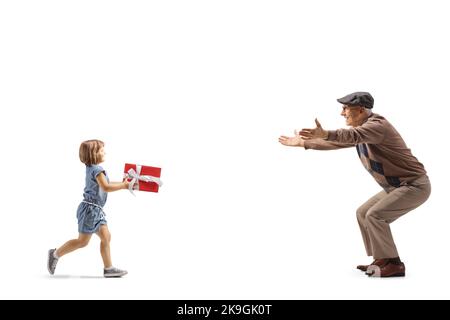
[367,262,405,277]
[356,259,388,272]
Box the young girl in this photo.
[47,139,129,277]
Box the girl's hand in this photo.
[122,178,130,190]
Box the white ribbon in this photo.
[126,165,163,196]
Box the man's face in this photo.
[340,105,365,127]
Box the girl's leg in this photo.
[96,225,127,277]
[56,233,92,258]
[96,225,112,268]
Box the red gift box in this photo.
[124,163,162,193]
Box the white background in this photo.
[1,0,449,299]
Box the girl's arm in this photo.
[96,172,129,192]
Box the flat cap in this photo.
[337,92,374,109]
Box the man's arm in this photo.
[304,139,355,150]
[300,118,385,144]
[278,131,354,150]
[327,119,385,144]
[96,173,129,192]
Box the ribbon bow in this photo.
[126,166,163,196]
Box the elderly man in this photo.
[279,92,431,277]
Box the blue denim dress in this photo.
[76,165,109,233]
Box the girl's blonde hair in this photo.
[79,139,104,165]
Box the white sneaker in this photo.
[104,267,128,278]
[47,249,59,275]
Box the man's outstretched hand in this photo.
[299,118,329,140]
[278,130,305,147]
